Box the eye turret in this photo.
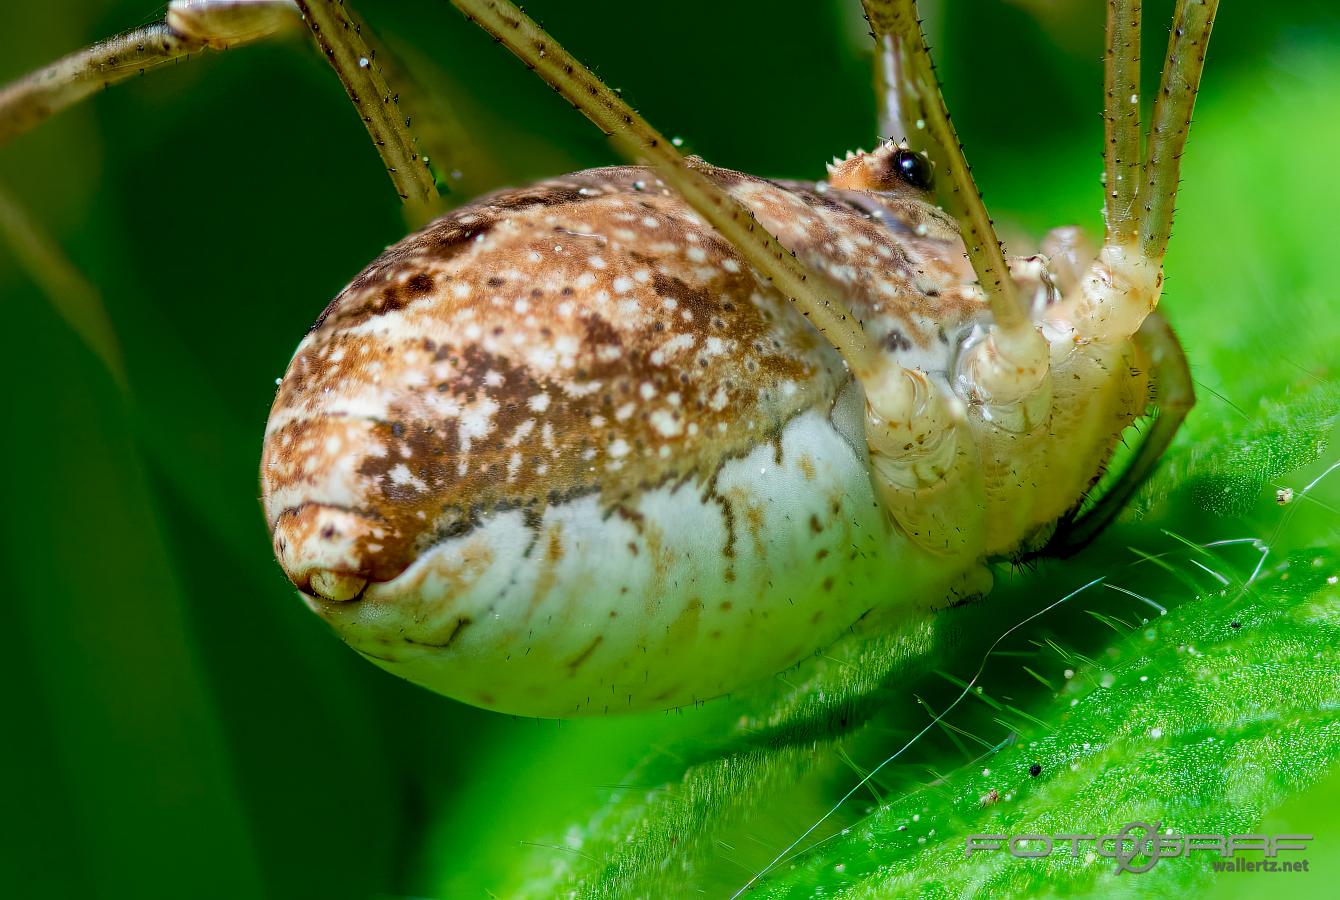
[825,142,933,193]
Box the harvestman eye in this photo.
[0,0,1218,718]
[893,147,933,191]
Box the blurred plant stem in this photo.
[0,179,127,391]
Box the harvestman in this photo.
[0,0,1216,718]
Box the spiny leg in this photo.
[0,1,301,146]
[372,36,512,205]
[1072,0,1218,340]
[1138,0,1219,260]
[862,0,1028,336]
[864,2,1050,436]
[0,0,442,211]
[1043,4,1214,552]
[294,0,438,211]
[446,0,876,376]
[1045,312,1195,557]
[1104,0,1143,244]
[860,1,909,142]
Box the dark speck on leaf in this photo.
[1028,763,1042,777]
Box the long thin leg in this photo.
[372,36,510,205]
[445,0,876,377]
[0,0,439,211]
[294,0,438,210]
[861,1,925,145]
[0,1,299,146]
[861,0,1029,337]
[861,3,908,142]
[1068,0,1217,343]
[862,1,1050,445]
[1045,311,1195,557]
[1138,0,1218,260]
[1103,0,1143,245]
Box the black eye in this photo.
[893,149,933,190]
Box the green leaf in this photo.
[756,550,1340,897]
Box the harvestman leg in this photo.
[858,0,1055,517]
[859,1,909,143]
[445,0,878,376]
[293,0,438,210]
[0,0,438,209]
[860,0,1028,335]
[1050,0,1216,551]
[863,0,1052,425]
[0,2,300,144]
[1138,0,1219,261]
[1103,0,1144,244]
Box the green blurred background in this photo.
[2,1,1339,898]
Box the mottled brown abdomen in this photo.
[260,163,985,715]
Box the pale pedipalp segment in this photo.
[1073,0,1218,342]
